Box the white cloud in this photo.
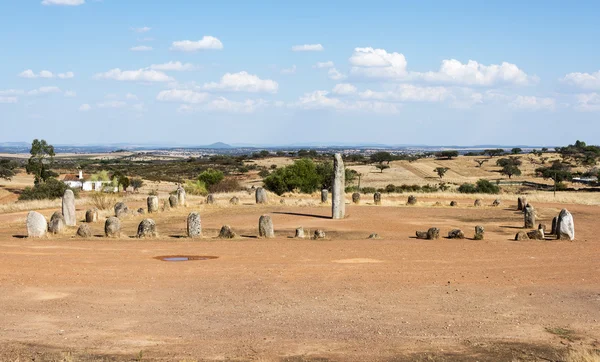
[64,90,77,97]
[97,100,127,109]
[292,44,324,52]
[79,103,91,111]
[510,95,555,110]
[0,96,18,104]
[171,36,223,51]
[133,26,151,33]
[359,84,451,103]
[125,93,138,100]
[350,47,408,69]
[561,71,600,90]
[19,69,74,79]
[328,68,346,80]
[156,89,209,104]
[203,71,278,93]
[332,83,357,95]
[0,89,24,96]
[294,90,398,114]
[130,45,153,52]
[94,68,173,82]
[574,93,600,112]
[28,86,61,95]
[42,0,85,5]
[204,97,267,113]
[280,65,297,75]
[314,61,334,69]
[150,61,196,71]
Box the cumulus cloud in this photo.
[574,93,600,112]
[203,71,278,93]
[280,65,297,75]
[150,61,196,71]
[358,84,451,103]
[94,68,173,82]
[58,72,74,79]
[0,89,25,96]
[79,103,91,111]
[203,97,267,113]
[561,71,600,90]
[41,0,84,5]
[171,36,223,51]
[19,69,74,79]
[332,83,357,95]
[510,95,556,110]
[132,26,151,33]
[130,45,153,52]
[314,61,334,69]
[28,86,61,95]
[292,44,324,52]
[156,89,209,104]
[294,90,398,114]
[328,68,346,81]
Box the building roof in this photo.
[63,174,80,182]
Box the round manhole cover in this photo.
[154,255,219,262]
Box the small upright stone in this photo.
[515,231,529,241]
[48,212,65,234]
[538,224,547,233]
[62,189,76,226]
[416,231,428,239]
[168,195,178,208]
[321,189,328,203]
[331,153,346,219]
[258,215,275,238]
[447,229,465,239]
[295,227,305,239]
[373,192,382,205]
[105,216,121,238]
[76,224,92,238]
[492,199,501,207]
[177,185,186,207]
[450,201,458,207]
[229,196,239,205]
[313,229,326,239]
[368,233,380,239]
[147,196,159,213]
[518,196,527,211]
[524,205,535,228]
[474,199,482,207]
[255,187,268,204]
[556,209,575,240]
[218,225,236,239]
[26,211,47,238]
[550,216,558,236]
[352,192,361,204]
[114,202,129,218]
[85,209,98,223]
[187,212,202,238]
[206,194,215,204]
[137,208,146,215]
[407,195,417,205]
[137,219,158,238]
[527,229,544,240]
[474,225,485,240]
[427,227,440,240]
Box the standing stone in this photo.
[62,189,76,226]
[26,211,47,238]
[492,199,501,207]
[538,224,547,233]
[518,196,527,211]
[104,216,121,238]
[373,192,382,205]
[550,216,558,236]
[258,215,275,238]
[427,227,440,240]
[187,212,202,238]
[527,229,544,240]
[556,209,575,240]
[255,187,268,204]
[524,205,535,228]
[76,224,92,238]
[177,185,186,207]
[515,231,529,241]
[321,189,328,203]
[313,229,326,239]
[218,225,236,239]
[136,219,158,238]
[147,196,159,213]
[447,229,465,239]
[48,212,65,234]
[352,192,361,204]
[474,225,485,240]
[229,196,239,205]
[85,209,98,223]
[407,195,417,205]
[295,227,305,239]
[331,153,345,219]
[114,202,129,218]
[168,195,178,208]
[474,199,482,207]
[206,194,215,204]
[450,201,458,207]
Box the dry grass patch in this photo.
[566,348,600,362]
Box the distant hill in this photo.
[202,142,232,149]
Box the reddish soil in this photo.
[0,199,599,361]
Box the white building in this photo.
[63,171,117,192]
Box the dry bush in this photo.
[566,349,600,362]
[89,192,118,210]
[208,178,242,193]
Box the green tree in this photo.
[434,167,449,179]
[435,150,459,160]
[25,139,56,184]
[511,148,522,154]
[370,151,393,164]
[501,164,521,178]
[130,178,144,192]
[536,161,573,183]
[118,176,130,191]
[198,168,225,187]
[375,164,390,173]
[484,149,505,157]
[0,159,18,181]
[475,159,488,168]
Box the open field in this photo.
[0,190,599,361]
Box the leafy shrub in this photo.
[458,183,477,193]
[198,168,224,188]
[208,178,241,193]
[458,179,500,194]
[263,158,321,195]
[184,180,208,196]
[19,178,76,201]
[361,187,377,194]
[258,169,270,178]
[90,192,118,210]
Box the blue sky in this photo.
[1,0,600,146]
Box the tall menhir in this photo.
[332,153,345,219]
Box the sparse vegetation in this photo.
[458,179,500,194]
[434,167,449,179]
[90,191,118,210]
[198,168,225,188]
[19,178,75,201]
[0,159,18,180]
[435,150,459,160]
